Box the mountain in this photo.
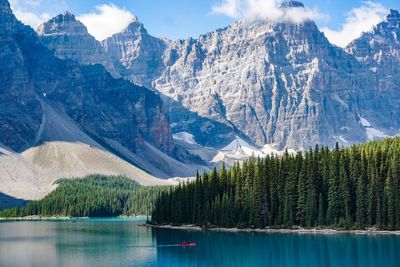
[153,18,367,150]
[100,19,240,148]
[346,9,400,133]
[102,17,168,88]
[45,1,400,151]
[0,0,207,200]
[37,12,119,77]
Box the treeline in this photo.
[152,138,400,230]
[0,175,170,218]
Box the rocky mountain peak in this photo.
[101,15,167,87]
[37,12,120,77]
[0,0,16,33]
[0,0,11,14]
[280,1,305,9]
[355,8,400,42]
[388,9,400,19]
[124,17,148,35]
[37,11,88,36]
[61,11,76,20]
[384,9,400,29]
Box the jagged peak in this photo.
[0,0,12,14]
[280,1,305,9]
[123,16,148,34]
[386,9,400,23]
[37,11,89,36]
[368,8,400,34]
[61,11,76,20]
[388,9,400,16]
[49,11,78,23]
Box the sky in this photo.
[8,0,400,47]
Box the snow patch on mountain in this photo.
[221,137,262,156]
[359,116,388,140]
[173,132,197,145]
[366,128,388,140]
[359,117,372,127]
[220,136,294,159]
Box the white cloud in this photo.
[10,0,41,8]
[9,0,51,29]
[211,0,327,23]
[13,9,51,28]
[212,0,241,18]
[322,2,388,48]
[78,4,135,41]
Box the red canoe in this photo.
[180,242,197,248]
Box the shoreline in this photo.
[0,215,148,222]
[146,224,400,235]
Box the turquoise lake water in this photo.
[0,218,400,267]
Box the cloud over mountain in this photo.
[78,4,135,41]
[211,0,327,23]
[9,0,51,28]
[322,1,388,47]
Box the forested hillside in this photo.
[152,138,400,230]
[0,175,170,218]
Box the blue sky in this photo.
[9,0,400,47]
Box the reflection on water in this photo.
[0,219,156,267]
[0,219,400,267]
[153,229,400,267]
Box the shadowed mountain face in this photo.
[0,16,173,154]
[0,193,27,211]
[37,2,400,151]
[37,13,240,148]
[0,0,206,185]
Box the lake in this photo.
[0,218,400,267]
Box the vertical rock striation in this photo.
[37,12,119,77]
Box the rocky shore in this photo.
[146,224,400,235]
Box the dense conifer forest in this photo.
[152,138,400,230]
[0,175,169,218]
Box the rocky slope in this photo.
[37,13,238,149]
[346,9,400,133]
[154,18,369,150]
[102,2,400,150]
[34,2,400,151]
[0,0,206,199]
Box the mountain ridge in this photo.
[34,4,400,151]
[0,0,208,200]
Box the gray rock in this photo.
[346,9,400,132]
[29,2,400,151]
[102,18,168,88]
[153,19,367,150]
[37,12,119,78]
[0,0,189,177]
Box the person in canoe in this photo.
[180,241,197,248]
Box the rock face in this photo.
[346,9,400,132]
[280,1,305,8]
[96,3,400,150]
[33,2,400,151]
[153,19,370,150]
[0,0,195,180]
[37,12,119,77]
[102,18,168,88]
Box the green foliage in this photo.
[0,175,170,218]
[152,138,400,230]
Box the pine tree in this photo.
[297,163,307,227]
[327,143,341,226]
